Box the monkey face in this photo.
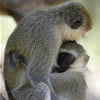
[58,2,93,41]
[52,51,76,73]
[52,41,89,73]
[66,2,92,30]
[57,52,75,68]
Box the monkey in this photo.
[3,1,93,100]
[3,41,89,100]
[50,41,89,100]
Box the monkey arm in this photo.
[26,38,60,100]
[11,82,51,100]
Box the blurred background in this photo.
[0,0,100,100]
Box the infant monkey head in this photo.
[52,41,89,73]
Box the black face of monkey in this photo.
[64,2,85,29]
[66,10,83,29]
[70,16,82,29]
[52,51,76,73]
[57,52,75,67]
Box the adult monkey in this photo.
[3,1,92,100]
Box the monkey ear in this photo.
[8,51,26,69]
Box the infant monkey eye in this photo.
[71,16,82,29]
[57,52,76,67]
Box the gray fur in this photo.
[50,42,89,100]
[3,1,92,100]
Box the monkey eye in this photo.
[71,16,82,29]
[57,52,76,68]
[8,51,25,69]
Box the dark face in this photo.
[69,16,82,29]
[52,51,76,73]
[64,3,83,29]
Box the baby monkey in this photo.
[50,41,89,100]
[52,41,89,73]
